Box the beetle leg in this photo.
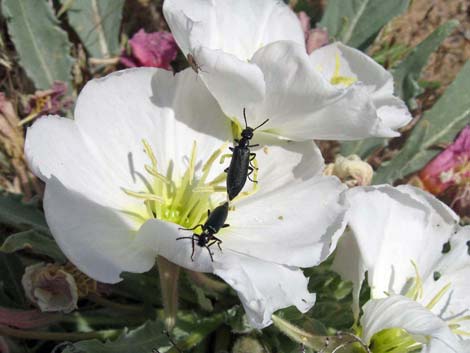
[178,224,203,231]
[247,167,258,183]
[205,246,215,262]
[207,209,211,217]
[191,235,196,261]
[248,144,259,148]
[222,224,230,228]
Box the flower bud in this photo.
[232,336,265,353]
[324,154,373,187]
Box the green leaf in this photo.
[373,60,470,184]
[0,193,49,233]
[63,320,169,353]
[0,253,26,308]
[319,0,409,49]
[1,0,74,90]
[340,137,387,159]
[63,312,226,353]
[62,0,125,58]
[392,20,459,105]
[1,230,66,262]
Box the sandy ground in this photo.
[375,0,470,93]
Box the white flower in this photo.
[163,0,411,141]
[25,68,348,328]
[310,42,412,136]
[333,185,470,352]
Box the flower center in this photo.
[369,328,421,353]
[122,139,229,229]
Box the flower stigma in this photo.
[369,328,421,353]
[330,52,357,87]
[121,139,230,230]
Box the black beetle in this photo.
[176,202,229,261]
[225,109,269,200]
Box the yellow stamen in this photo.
[426,283,451,310]
[330,52,357,87]
[405,260,423,301]
[121,188,164,203]
[142,139,157,168]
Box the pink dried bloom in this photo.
[120,29,178,70]
[419,126,470,195]
[297,11,329,54]
[297,11,311,38]
[23,82,73,125]
[306,27,329,54]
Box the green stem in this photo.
[157,256,181,331]
[0,325,119,342]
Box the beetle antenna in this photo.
[253,118,270,131]
[243,108,248,129]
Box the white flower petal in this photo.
[221,175,347,268]
[44,178,158,284]
[361,296,462,353]
[248,137,325,195]
[248,41,385,141]
[192,46,265,119]
[213,251,315,329]
[163,0,304,59]
[75,68,231,182]
[376,96,412,131]
[25,116,127,208]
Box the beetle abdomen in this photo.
[226,147,250,200]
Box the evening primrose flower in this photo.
[332,185,470,352]
[25,68,348,328]
[163,0,410,141]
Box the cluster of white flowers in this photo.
[24,0,469,351]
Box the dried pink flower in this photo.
[22,82,73,126]
[306,27,329,54]
[120,29,178,70]
[297,12,329,54]
[419,126,470,195]
[297,11,311,38]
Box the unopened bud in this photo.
[22,263,78,313]
[324,154,373,187]
[232,336,265,353]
